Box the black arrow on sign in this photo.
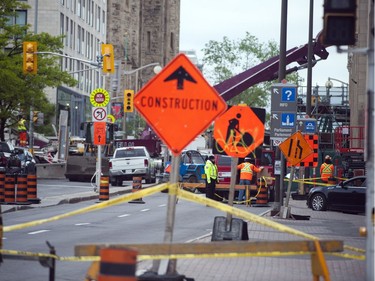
[164,66,197,90]
[98,135,101,143]
[294,140,303,159]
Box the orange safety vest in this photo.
[320,163,334,182]
[237,162,261,180]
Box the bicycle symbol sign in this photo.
[213,105,265,158]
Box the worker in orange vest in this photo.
[237,157,263,203]
[320,155,334,182]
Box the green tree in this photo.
[0,0,76,141]
[202,32,299,108]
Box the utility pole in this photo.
[273,0,288,215]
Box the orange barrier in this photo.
[4,175,16,203]
[27,173,40,203]
[99,176,109,201]
[254,178,269,206]
[0,169,5,203]
[129,177,144,204]
[16,174,29,204]
[98,248,137,281]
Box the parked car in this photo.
[307,176,366,214]
[0,141,14,159]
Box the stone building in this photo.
[106,0,180,137]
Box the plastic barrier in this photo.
[4,175,16,203]
[129,176,145,204]
[99,176,110,201]
[98,248,137,281]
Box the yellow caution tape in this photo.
[2,182,366,261]
[3,183,169,232]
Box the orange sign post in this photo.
[213,105,265,158]
[134,54,227,155]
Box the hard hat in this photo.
[325,155,331,160]
[208,155,215,160]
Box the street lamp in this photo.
[326,77,349,106]
[120,63,162,137]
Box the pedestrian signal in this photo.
[23,42,38,74]
[322,0,357,46]
[124,89,134,113]
[101,44,114,73]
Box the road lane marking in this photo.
[158,204,166,207]
[75,223,91,226]
[140,209,150,212]
[118,214,130,218]
[28,230,50,235]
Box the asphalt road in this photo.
[1,182,269,281]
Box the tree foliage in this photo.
[202,32,299,108]
[0,0,76,141]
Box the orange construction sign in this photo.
[213,105,265,158]
[93,122,107,145]
[134,54,227,155]
[279,131,313,166]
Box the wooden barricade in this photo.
[76,240,343,281]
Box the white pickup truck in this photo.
[109,146,157,186]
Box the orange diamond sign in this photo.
[279,131,313,166]
[134,54,227,155]
[213,105,265,158]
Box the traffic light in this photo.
[33,111,44,126]
[101,44,114,73]
[124,89,134,113]
[322,0,357,46]
[23,41,38,74]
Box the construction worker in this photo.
[237,157,263,203]
[204,155,219,201]
[320,155,334,182]
[17,115,28,147]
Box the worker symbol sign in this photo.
[278,131,313,166]
[213,105,265,158]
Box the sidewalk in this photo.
[0,182,367,281]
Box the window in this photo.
[65,17,69,46]
[96,6,101,31]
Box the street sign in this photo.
[270,112,297,142]
[278,131,313,166]
[90,88,110,107]
[93,122,107,145]
[271,83,297,112]
[297,118,317,134]
[107,114,115,123]
[270,83,298,141]
[92,107,107,122]
[213,105,265,158]
[134,53,227,155]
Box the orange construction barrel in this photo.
[98,248,137,281]
[16,174,29,204]
[129,177,144,204]
[27,173,40,204]
[99,176,110,201]
[254,178,269,206]
[0,169,5,203]
[4,175,16,203]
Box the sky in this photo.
[179,0,349,89]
